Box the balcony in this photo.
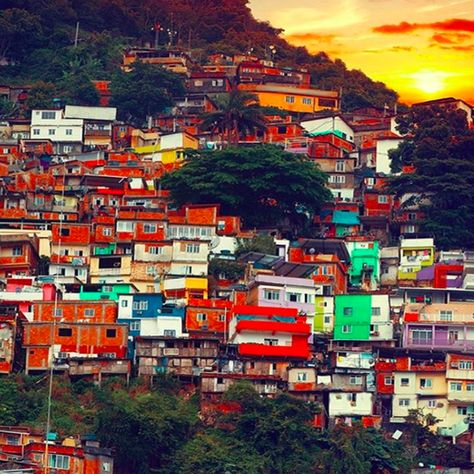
[288,382,317,391]
[239,343,309,359]
[51,254,89,265]
[0,256,27,266]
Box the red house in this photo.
[228,305,311,359]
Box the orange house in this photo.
[0,233,40,278]
[23,301,128,373]
[186,298,233,337]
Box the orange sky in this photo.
[249,0,474,105]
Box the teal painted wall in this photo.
[333,294,371,340]
[79,283,134,301]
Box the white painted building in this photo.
[169,240,209,277]
[30,109,83,154]
[375,136,403,175]
[300,115,355,142]
[370,294,393,341]
[329,392,373,417]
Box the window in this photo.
[149,246,163,255]
[106,329,116,338]
[341,325,352,333]
[65,128,73,136]
[146,266,155,276]
[420,378,432,389]
[143,223,157,233]
[439,310,453,321]
[400,377,410,387]
[427,400,437,408]
[302,97,312,105]
[103,228,112,237]
[58,328,72,337]
[459,360,473,370]
[135,300,148,311]
[263,290,280,301]
[264,338,278,346]
[324,315,331,324]
[467,383,474,391]
[186,243,200,253]
[48,454,70,469]
[335,160,345,172]
[378,195,388,204]
[348,393,357,402]
[287,292,301,303]
[285,96,295,103]
[457,407,468,416]
[12,247,22,256]
[450,382,462,391]
[318,98,337,108]
[33,128,40,135]
[164,329,176,337]
[399,399,410,407]
[411,329,433,345]
[48,129,55,135]
[218,314,225,322]
[304,294,313,304]
[54,308,63,317]
[6,435,19,445]
[384,376,393,385]
[121,299,128,308]
[372,307,381,316]
[117,221,135,232]
[130,320,141,331]
[194,80,203,87]
[297,372,308,381]
[349,375,362,385]
[408,212,417,221]
[60,228,70,237]
[343,307,353,316]
[84,309,95,317]
[197,313,207,322]
[41,111,55,120]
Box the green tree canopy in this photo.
[110,61,185,125]
[161,145,332,229]
[389,105,474,249]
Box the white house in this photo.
[300,114,355,142]
[30,109,83,154]
[375,136,403,175]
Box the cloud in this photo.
[432,44,474,51]
[431,32,471,44]
[373,18,474,34]
[285,33,335,43]
[390,45,413,51]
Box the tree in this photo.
[161,145,332,229]
[0,98,18,119]
[26,81,58,110]
[389,105,474,248]
[235,234,277,257]
[201,90,266,144]
[110,62,184,125]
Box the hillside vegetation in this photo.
[0,0,398,111]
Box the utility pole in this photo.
[74,22,79,48]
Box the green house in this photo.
[333,294,372,340]
[347,241,380,288]
[78,283,137,301]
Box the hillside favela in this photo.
[0,0,473,473]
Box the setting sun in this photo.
[411,71,448,95]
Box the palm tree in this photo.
[201,90,266,145]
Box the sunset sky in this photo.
[249,0,474,104]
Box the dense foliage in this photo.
[161,145,333,230]
[2,376,467,473]
[389,105,474,249]
[0,0,398,112]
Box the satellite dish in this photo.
[210,236,221,249]
[309,248,316,254]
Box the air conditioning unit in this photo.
[437,402,444,408]
[450,361,458,368]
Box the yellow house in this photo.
[163,276,208,303]
[238,83,340,113]
[398,238,435,280]
[131,130,199,164]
